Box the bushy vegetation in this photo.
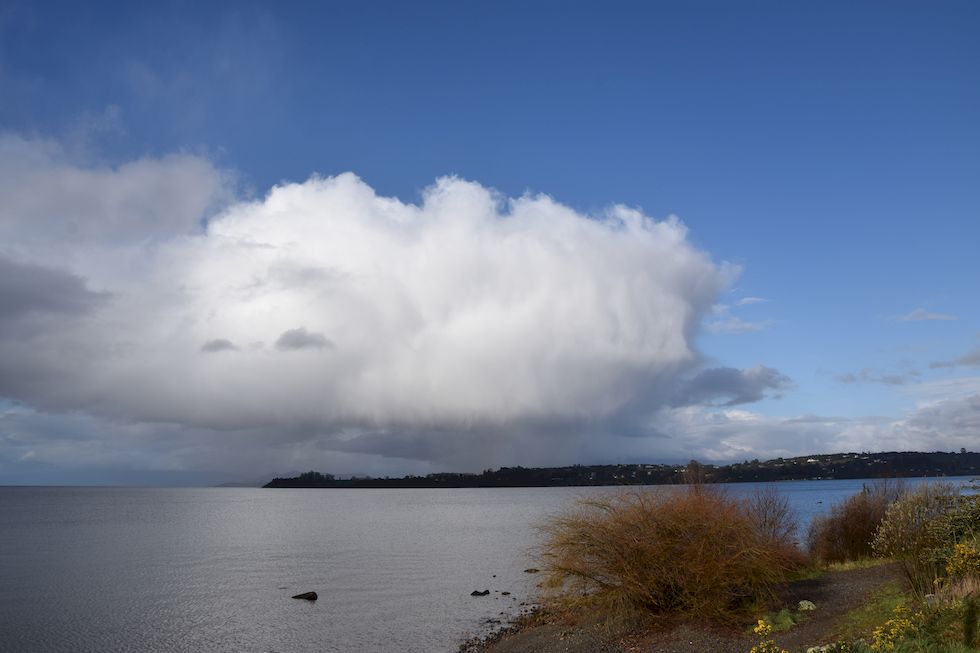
[807,480,905,563]
[786,485,980,653]
[534,478,979,652]
[539,486,805,624]
[844,600,979,652]
[872,483,976,597]
[759,597,980,652]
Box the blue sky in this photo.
[1,1,978,483]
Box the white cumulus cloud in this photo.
[1,136,787,475]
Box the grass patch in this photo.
[790,557,893,583]
[834,580,907,642]
[767,607,804,632]
[825,558,894,573]
[790,563,826,582]
[788,557,891,584]
[883,640,979,653]
[847,635,980,652]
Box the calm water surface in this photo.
[1,477,975,652]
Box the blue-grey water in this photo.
[1,477,975,653]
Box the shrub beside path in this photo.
[473,563,903,653]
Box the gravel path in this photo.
[471,564,903,653]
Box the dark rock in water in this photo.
[501,591,511,596]
[292,591,318,601]
[470,589,490,596]
[523,568,539,574]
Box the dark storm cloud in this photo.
[671,365,791,407]
[0,257,109,411]
[0,256,106,321]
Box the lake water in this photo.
[1,477,976,653]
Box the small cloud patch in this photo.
[901,308,956,322]
[201,338,238,353]
[705,316,772,334]
[275,327,333,351]
[835,369,912,385]
[930,346,980,369]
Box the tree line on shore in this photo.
[263,450,979,488]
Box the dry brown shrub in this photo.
[539,486,804,624]
[746,484,809,571]
[807,479,905,563]
[936,575,980,604]
[746,485,797,547]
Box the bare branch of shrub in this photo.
[538,487,805,625]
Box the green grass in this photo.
[865,636,980,652]
[831,576,980,652]
[749,605,817,635]
[768,607,804,632]
[790,563,826,582]
[835,580,907,642]
[825,557,894,573]
[787,557,892,586]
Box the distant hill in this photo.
[264,450,980,488]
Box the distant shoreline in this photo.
[263,450,980,488]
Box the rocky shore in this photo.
[460,564,903,653]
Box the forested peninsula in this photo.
[264,450,980,488]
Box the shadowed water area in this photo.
[1,478,973,652]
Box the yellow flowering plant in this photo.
[945,541,980,579]
[868,604,923,652]
[750,619,790,653]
